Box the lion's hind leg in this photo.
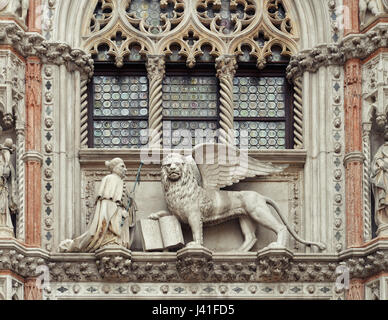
[243,192,288,249]
[237,217,257,252]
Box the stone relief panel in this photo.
[79,163,308,253]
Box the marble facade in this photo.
[0,0,387,300]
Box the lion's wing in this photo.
[191,143,288,190]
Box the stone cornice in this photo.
[286,24,388,81]
[0,21,94,77]
[1,239,388,284]
[79,148,308,168]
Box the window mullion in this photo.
[215,55,238,146]
[146,55,166,148]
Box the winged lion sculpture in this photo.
[149,143,326,252]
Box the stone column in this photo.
[146,55,165,148]
[344,59,364,248]
[347,279,364,300]
[24,278,42,300]
[343,1,365,299]
[24,57,42,247]
[343,0,360,35]
[27,0,42,33]
[216,55,237,146]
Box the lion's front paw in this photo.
[148,213,160,220]
[186,241,204,249]
[265,242,286,250]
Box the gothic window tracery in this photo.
[83,0,299,150]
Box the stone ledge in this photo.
[79,149,308,168]
[1,240,388,283]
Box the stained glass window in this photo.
[162,74,219,148]
[233,73,290,149]
[91,73,149,148]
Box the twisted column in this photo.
[362,123,372,242]
[80,77,89,148]
[216,55,237,146]
[293,77,304,149]
[146,55,165,148]
[16,126,25,241]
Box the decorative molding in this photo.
[0,240,387,290]
[43,281,340,300]
[41,65,54,252]
[331,66,346,253]
[41,0,57,40]
[0,21,94,78]
[286,24,388,81]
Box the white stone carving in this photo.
[0,138,17,238]
[360,0,387,27]
[154,143,326,252]
[371,136,388,237]
[0,0,29,23]
[59,158,137,252]
[0,50,25,132]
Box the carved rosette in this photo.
[215,55,237,146]
[146,55,165,148]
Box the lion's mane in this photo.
[161,161,213,221]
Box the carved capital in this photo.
[95,246,132,280]
[146,55,165,82]
[22,150,43,164]
[216,55,237,81]
[257,248,294,282]
[176,246,213,282]
[344,151,365,165]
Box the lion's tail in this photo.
[265,197,327,251]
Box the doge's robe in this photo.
[60,173,135,252]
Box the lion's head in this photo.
[161,153,186,183]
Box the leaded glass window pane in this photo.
[234,121,286,149]
[162,75,219,148]
[233,75,288,150]
[91,74,149,149]
[163,121,218,149]
[162,76,218,118]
